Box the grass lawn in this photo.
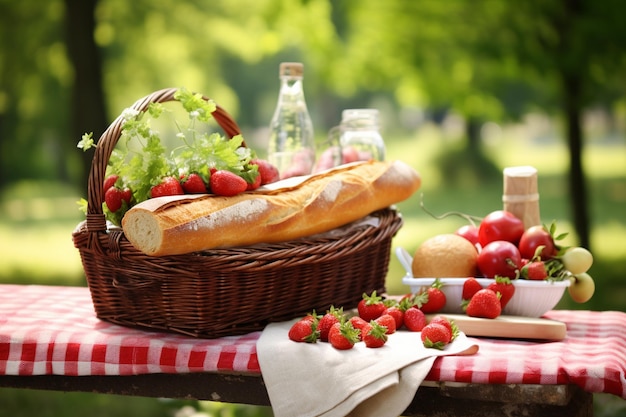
[0,181,85,286]
[0,124,624,416]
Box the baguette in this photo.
[121,160,421,256]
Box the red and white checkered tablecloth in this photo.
[0,285,260,376]
[0,284,625,399]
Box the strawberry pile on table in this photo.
[288,291,460,351]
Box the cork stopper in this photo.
[502,166,541,229]
[279,62,304,77]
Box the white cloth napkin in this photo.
[257,319,479,417]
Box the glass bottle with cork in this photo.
[267,62,316,179]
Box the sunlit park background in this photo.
[1,0,626,416]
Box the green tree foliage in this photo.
[1,0,625,248]
[322,0,626,248]
[92,0,338,117]
[0,0,73,185]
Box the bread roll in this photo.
[122,160,421,256]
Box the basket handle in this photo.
[85,87,242,233]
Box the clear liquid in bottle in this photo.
[267,62,316,179]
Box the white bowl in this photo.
[401,277,571,318]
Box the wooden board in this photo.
[429,314,567,341]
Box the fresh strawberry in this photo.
[487,276,516,309]
[465,289,502,319]
[357,291,386,322]
[104,186,132,212]
[104,190,120,212]
[246,172,262,191]
[421,323,452,350]
[209,170,248,196]
[288,316,319,343]
[120,188,132,204]
[374,313,397,335]
[103,174,119,193]
[382,305,404,330]
[250,159,280,185]
[181,173,207,194]
[429,315,458,342]
[317,306,343,342]
[521,261,548,280]
[150,176,184,198]
[462,277,483,301]
[403,306,427,332]
[349,316,369,340]
[419,279,447,313]
[328,321,360,350]
[363,321,388,348]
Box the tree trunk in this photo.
[554,0,590,250]
[63,0,107,190]
[562,74,590,250]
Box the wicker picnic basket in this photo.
[72,87,403,338]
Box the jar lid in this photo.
[279,62,304,77]
[341,109,379,123]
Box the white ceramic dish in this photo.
[395,247,571,318]
[401,276,570,317]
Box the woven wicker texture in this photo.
[73,88,403,338]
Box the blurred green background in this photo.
[1,0,625,416]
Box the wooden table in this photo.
[1,284,624,416]
[0,371,593,416]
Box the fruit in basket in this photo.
[78,88,263,226]
[465,289,502,319]
[476,240,522,279]
[103,174,119,193]
[245,172,263,191]
[150,176,184,198]
[411,234,478,278]
[250,159,280,185]
[181,173,208,194]
[478,210,524,247]
[561,246,593,275]
[104,186,132,212]
[209,170,249,196]
[568,272,595,303]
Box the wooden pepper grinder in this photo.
[503,166,541,229]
